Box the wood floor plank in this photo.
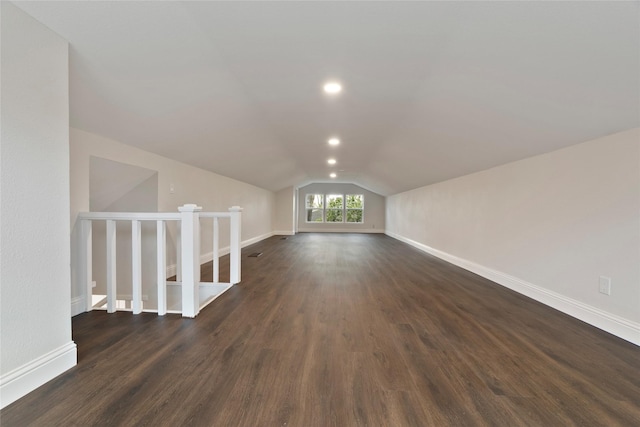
[2,233,639,426]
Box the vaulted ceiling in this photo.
[15,1,640,196]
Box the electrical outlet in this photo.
[92,281,97,288]
[169,183,175,194]
[598,276,611,295]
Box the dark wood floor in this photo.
[2,233,639,426]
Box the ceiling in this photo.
[14,1,640,196]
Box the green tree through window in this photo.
[346,194,364,223]
[326,195,343,222]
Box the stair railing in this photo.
[77,204,242,317]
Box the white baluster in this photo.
[106,220,117,313]
[213,217,219,283]
[175,221,182,282]
[131,220,142,314]
[157,220,167,316]
[81,219,93,312]
[229,206,243,284]
[179,204,202,317]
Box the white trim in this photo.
[272,230,295,236]
[0,341,77,409]
[199,212,231,218]
[241,231,274,249]
[78,212,181,221]
[198,282,234,310]
[70,296,85,317]
[386,231,640,346]
[298,228,384,234]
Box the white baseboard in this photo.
[298,228,385,234]
[0,341,77,409]
[241,231,275,248]
[272,230,295,236]
[70,296,85,317]
[386,231,640,346]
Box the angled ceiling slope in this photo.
[15,1,640,196]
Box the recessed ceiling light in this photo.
[328,138,340,146]
[323,82,342,94]
[330,173,337,178]
[327,158,337,165]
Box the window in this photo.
[325,194,343,223]
[305,193,364,223]
[305,194,324,222]
[346,194,364,223]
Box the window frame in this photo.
[345,194,364,223]
[304,193,364,224]
[305,193,324,223]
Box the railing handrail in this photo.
[78,212,181,221]
[199,212,231,218]
[79,211,234,221]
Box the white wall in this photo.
[91,170,159,307]
[70,128,276,312]
[386,128,640,345]
[0,2,76,408]
[89,156,158,211]
[273,186,295,235]
[298,183,385,233]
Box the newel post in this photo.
[229,206,243,284]
[179,204,202,318]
